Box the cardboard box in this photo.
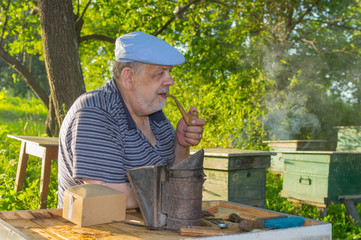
[62,184,126,226]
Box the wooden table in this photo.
[7,135,59,209]
[0,201,332,240]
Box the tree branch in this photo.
[153,0,202,36]
[199,0,235,8]
[293,0,322,28]
[330,22,361,32]
[77,0,92,23]
[303,39,354,55]
[303,39,319,52]
[283,0,321,41]
[76,0,80,16]
[79,34,116,44]
[74,0,92,44]
[0,45,49,107]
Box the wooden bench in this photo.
[7,135,59,209]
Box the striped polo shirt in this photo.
[57,79,175,207]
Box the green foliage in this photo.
[164,70,271,150]
[1,1,41,55]
[0,91,58,210]
[0,0,47,97]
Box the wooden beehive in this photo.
[191,148,274,208]
[335,126,361,152]
[281,151,361,205]
[263,140,328,174]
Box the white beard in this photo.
[133,87,167,114]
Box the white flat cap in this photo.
[115,31,185,65]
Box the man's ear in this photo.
[120,67,134,89]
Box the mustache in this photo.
[156,88,169,94]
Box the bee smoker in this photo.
[127,149,205,230]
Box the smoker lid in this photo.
[171,149,204,170]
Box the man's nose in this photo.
[164,73,174,86]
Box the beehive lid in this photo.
[191,148,276,157]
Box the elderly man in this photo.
[57,31,206,209]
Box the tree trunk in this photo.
[38,0,86,129]
[45,94,58,137]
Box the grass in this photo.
[0,91,58,210]
[1,91,361,239]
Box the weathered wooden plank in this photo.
[340,199,361,226]
[203,156,271,171]
[4,219,60,240]
[0,218,32,240]
[191,149,273,171]
[339,194,361,200]
[203,201,280,219]
[192,148,275,157]
[109,222,186,240]
[0,212,22,220]
[0,209,62,220]
[180,225,241,237]
[46,223,144,240]
[7,135,59,146]
[264,140,327,151]
[206,224,332,240]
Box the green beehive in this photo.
[263,140,328,174]
[335,126,361,152]
[191,148,274,208]
[281,151,361,204]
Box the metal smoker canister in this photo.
[166,150,205,230]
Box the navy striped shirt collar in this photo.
[111,78,166,130]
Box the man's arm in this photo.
[174,138,190,164]
[82,179,139,209]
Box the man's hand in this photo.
[176,106,206,147]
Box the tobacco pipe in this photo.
[166,94,198,126]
